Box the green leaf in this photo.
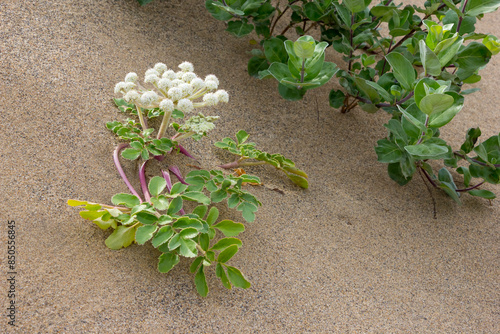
[179,238,198,257]
[438,168,460,203]
[285,173,309,189]
[278,83,306,101]
[152,225,174,248]
[455,42,492,80]
[135,212,158,225]
[226,20,254,38]
[158,252,179,273]
[210,237,242,251]
[206,207,219,226]
[460,127,482,154]
[190,256,204,273]
[151,196,169,211]
[167,196,183,215]
[375,139,404,163]
[111,194,141,208]
[79,210,105,220]
[293,40,315,59]
[173,217,204,230]
[214,220,245,237]
[105,225,137,250]
[248,56,269,78]
[405,143,450,159]
[344,0,372,13]
[182,192,210,205]
[419,94,454,116]
[457,166,472,187]
[385,52,416,91]
[67,199,88,207]
[192,205,208,219]
[329,89,345,108]
[226,265,251,289]
[237,202,258,222]
[217,244,239,263]
[419,40,441,77]
[195,265,209,297]
[465,0,500,16]
[468,189,496,199]
[354,77,380,103]
[264,38,287,63]
[211,189,228,203]
[387,162,412,185]
[135,225,157,245]
[428,92,464,128]
[216,263,232,289]
[121,148,141,160]
[148,176,167,197]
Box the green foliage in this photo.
[203,0,499,203]
[215,130,309,188]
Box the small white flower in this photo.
[214,90,229,103]
[144,74,160,84]
[168,87,183,101]
[176,71,184,79]
[181,72,197,83]
[114,81,127,94]
[178,83,194,97]
[176,99,194,113]
[171,79,184,87]
[145,68,160,77]
[162,70,176,80]
[205,80,218,91]
[158,78,173,90]
[191,78,205,91]
[181,113,219,135]
[124,90,140,103]
[203,93,218,106]
[124,82,136,92]
[205,74,219,85]
[154,63,168,74]
[124,72,138,83]
[140,91,159,106]
[179,61,194,72]
[159,98,175,112]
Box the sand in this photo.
[1,0,499,332]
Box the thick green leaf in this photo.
[375,139,404,163]
[121,148,141,160]
[419,94,454,116]
[385,52,416,91]
[211,189,228,203]
[329,89,346,108]
[206,207,219,226]
[205,0,233,20]
[428,92,464,128]
[210,237,242,251]
[387,162,412,185]
[67,199,88,207]
[468,189,496,199]
[179,238,198,257]
[419,40,441,77]
[158,252,179,273]
[293,40,315,59]
[195,265,209,297]
[190,256,204,273]
[172,217,204,230]
[236,130,250,145]
[217,245,239,263]
[135,225,157,245]
[344,0,372,13]
[148,176,167,197]
[237,202,258,222]
[264,38,287,63]
[152,226,174,248]
[285,173,309,189]
[111,194,141,208]
[79,210,106,220]
[226,20,254,38]
[182,192,210,205]
[105,225,137,250]
[455,42,492,80]
[151,196,169,211]
[214,220,245,237]
[135,212,158,225]
[167,196,183,215]
[465,0,500,16]
[354,77,380,103]
[216,263,232,289]
[405,143,449,159]
[226,265,251,289]
[248,56,269,78]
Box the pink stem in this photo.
[139,160,150,202]
[113,143,143,201]
[168,165,188,185]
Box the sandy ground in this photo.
[0,0,499,332]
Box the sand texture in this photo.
[1,0,499,332]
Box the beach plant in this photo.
[197,0,500,204]
[68,62,304,296]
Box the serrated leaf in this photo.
[121,148,141,160]
[152,226,174,248]
[148,176,167,197]
[167,196,183,215]
[181,192,211,205]
[111,193,141,208]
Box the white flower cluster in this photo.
[113,62,229,114]
[180,113,220,135]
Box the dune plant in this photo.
[198,0,500,203]
[68,62,306,296]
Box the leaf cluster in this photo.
[216,130,309,188]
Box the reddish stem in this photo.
[113,143,143,201]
